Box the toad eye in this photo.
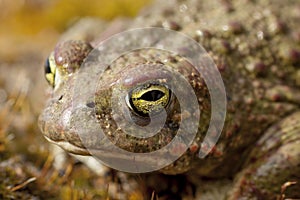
[126,84,171,116]
[43,40,93,88]
[44,53,56,87]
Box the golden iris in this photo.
[129,84,170,115]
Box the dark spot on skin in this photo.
[220,40,231,53]
[195,29,213,39]
[58,95,63,101]
[162,20,182,31]
[228,21,244,34]
[58,170,66,177]
[289,49,300,65]
[271,19,288,34]
[86,102,95,108]
[162,8,175,17]
[221,0,234,12]
[254,62,268,77]
[168,121,179,130]
[167,56,178,63]
[217,63,227,72]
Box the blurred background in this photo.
[0,0,150,199]
[0,0,151,61]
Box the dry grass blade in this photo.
[278,181,298,200]
[8,177,37,192]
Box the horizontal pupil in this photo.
[139,90,165,102]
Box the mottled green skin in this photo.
[39,0,300,199]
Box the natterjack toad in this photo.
[39,0,300,199]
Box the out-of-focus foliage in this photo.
[0,0,150,34]
[0,0,151,61]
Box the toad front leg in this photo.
[228,111,300,199]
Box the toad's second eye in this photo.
[44,53,56,87]
[127,84,171,116]
[43,40,93,88]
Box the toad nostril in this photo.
[58,95,63,101]
[86,102,95,108]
